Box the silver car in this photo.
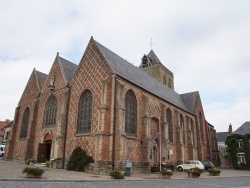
[177,160,205,171]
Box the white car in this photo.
[0,144,5,157]
[177,160,204,171]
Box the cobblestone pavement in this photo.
[1,157,250,182]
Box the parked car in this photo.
[202,161,215,170]
[0,144,5,157]
[177,160,205,171]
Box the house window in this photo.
[237,152,246,164]
[44,96,57,126]
[77,90,93,134]
[20,108,30,139]
[125,90,137,135]
[238,139,243,149]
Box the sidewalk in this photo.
[1,158,250,182]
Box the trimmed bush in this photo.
[22,167,44,176]
[109,170,125,179]
[66,147,94,172]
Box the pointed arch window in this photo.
[163,76,167,85]
[77,89,93,134]
[166,108,173,143]
[199,112,204,142]
[180,114,185,145]
[20,108,30,139]
[190,119,195,146]
[125,90,137,135]
[44,96,57,126]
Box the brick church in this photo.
[5,37,219,172]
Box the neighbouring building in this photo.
[3,121,13,144]
[5,37,219,172]
[217,123,233,167]
[0,119,11,144]
[226,121,250,167]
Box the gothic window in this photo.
[125,90,137,135]
[180,114,185,145]
[44,96,57,126]
[199,112,204,142]
[77,90,93,134]
[166,108,173,143]
[168,79,172,88]
[163,76,167,85]
[20,108,30,139]
[190,119,195,146]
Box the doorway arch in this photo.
[37,132,53,163]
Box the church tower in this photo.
[139,50,174,90]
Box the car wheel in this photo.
[177,167,183,172]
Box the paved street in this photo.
[1,177,250,188]
[1,158,250,187]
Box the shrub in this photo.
[66,147,94,172]
[25,158,35,165]
[160,168,173,176]
[208,168,221,174]
[22,167,44,176]
[109,170,125,179]
[188,167,202,177]
[45,160,51,167]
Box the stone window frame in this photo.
[20,107,30,139]
[125,89,137,136]
[77,89,93,134]
[43,95,57,127]
[166,108,173,143]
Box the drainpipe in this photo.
[112,75,117,170]
[62,84,71,168]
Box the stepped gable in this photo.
[233,122,250,134]
[180,91,199,113]
[58,56,78,84]
[94,39,190,113]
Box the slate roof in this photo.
[180,91,199,114]
[233,122,250,135]
[58,56,78,84]
[36,70,47,91]
[95,40,191,113]
[147,50,162,65]
[217,132,228,142]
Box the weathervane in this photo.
[149,38,155,50]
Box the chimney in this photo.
[228,123,233,134]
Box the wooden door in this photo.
[37,143,47,163]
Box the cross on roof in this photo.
[149,38,155,50]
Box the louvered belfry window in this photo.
[125,90,137,135]
[44,96,57,126]
[20,108,30,139]
[77,90,93,134]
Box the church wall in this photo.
[114,77,198,171]
[194,96,209,161]
[32,58,69,162]
[7,70,40,161]
[65,40,114,172]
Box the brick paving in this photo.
[1,158,250,182]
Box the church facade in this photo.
[5,37,219,172]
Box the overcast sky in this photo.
[0,0,249,132]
